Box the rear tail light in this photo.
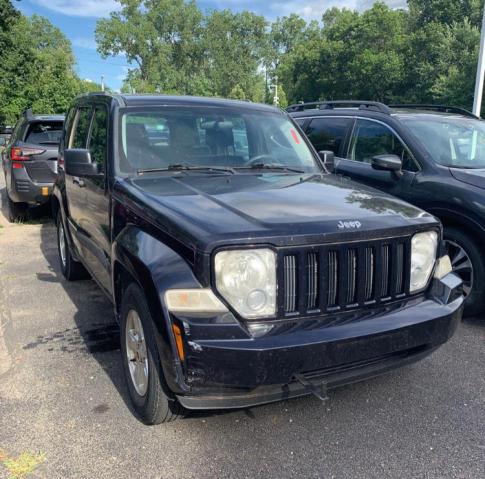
[11,146,45,161]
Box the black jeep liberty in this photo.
[53,93,463,425]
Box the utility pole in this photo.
[101,75,105,92]
[472,2,485,117]
[273,75,279,107]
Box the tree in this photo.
[0,3,87,124]
[97,0,208,95]
[97,1,267,99]
[203,10,267,98]
[228,84,246,100]
[408,0,482,28]
[279,3,408,103]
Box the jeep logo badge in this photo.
[338,220,362,230]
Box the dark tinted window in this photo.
[89,106,108,167]
[349,119,419,172]
[71,107,93,149]
[25,121,63,145]
[305,117,352,155]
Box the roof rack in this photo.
[286,100,392,115]
[389,104,479,119]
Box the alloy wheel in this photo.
[58,220,67,268]
[125,310,149,396]
[444,239,474,297]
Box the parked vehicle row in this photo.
[49,93,462,425]
[288,101,485,315]
[1,109,64,222]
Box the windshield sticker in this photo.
[290,128,301,144]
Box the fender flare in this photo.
[112,225,201,393]
[427,207,485,241]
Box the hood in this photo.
[450,167,485,190]
[117,173,437,252]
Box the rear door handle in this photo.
[73,177,86,188]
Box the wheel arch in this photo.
[112,226,201,394]
[427,208,485,244]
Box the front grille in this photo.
[278,236,411,318]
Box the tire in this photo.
[444,227,485,316]
[56,211,89,281]
[7,195,27,223]
[120,283,181,425]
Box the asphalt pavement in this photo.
[0,175,484,479]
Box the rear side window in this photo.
[70,107,93,149]
[24,121,63,145]
[305,117,352,155]
[89,106,108,167]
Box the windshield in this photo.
[403,116,485,169]
[118,107,320,175]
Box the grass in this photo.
[0,449,46,479]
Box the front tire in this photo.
[56,211,89,281]
[120,283,181,425]
[7,195,27,223]
[444,227,485,316]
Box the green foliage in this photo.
[277,1,484,111]
[228,84,246,100]
[277,84,288,108]
[1,0,484,121]
[96,1,267,98]
[0,3,91,124]
[408,0,483,27]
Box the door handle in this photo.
[73,177,86,188]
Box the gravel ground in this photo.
[0,175,484,479]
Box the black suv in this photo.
[2,109,64,221]
[53,93,462,425]
[289,101,485,315]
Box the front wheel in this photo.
[444,227,485,316]
[56,211,89,281]
[120,283,181,425]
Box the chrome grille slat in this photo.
[395,243,404,294]
[364,247,375,301]
[307,252,318,309]
[284,255,297,313]
[327,251,338,306]
[381,244,390,297]
[347,249,357,304]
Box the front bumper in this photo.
[168,274,463,410]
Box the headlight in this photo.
[215,248,276,319]
[410,231,438,292]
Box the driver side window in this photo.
[348,119,419,172]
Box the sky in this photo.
[16,0,407,92]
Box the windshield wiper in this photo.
[137,164,236,175]
[236,163,305,174]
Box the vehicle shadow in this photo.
[36,219,238,422]
[37,220,139,417]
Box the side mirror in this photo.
[371,154,403,177]
[64,149,100,177]
[318,150,335,173]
